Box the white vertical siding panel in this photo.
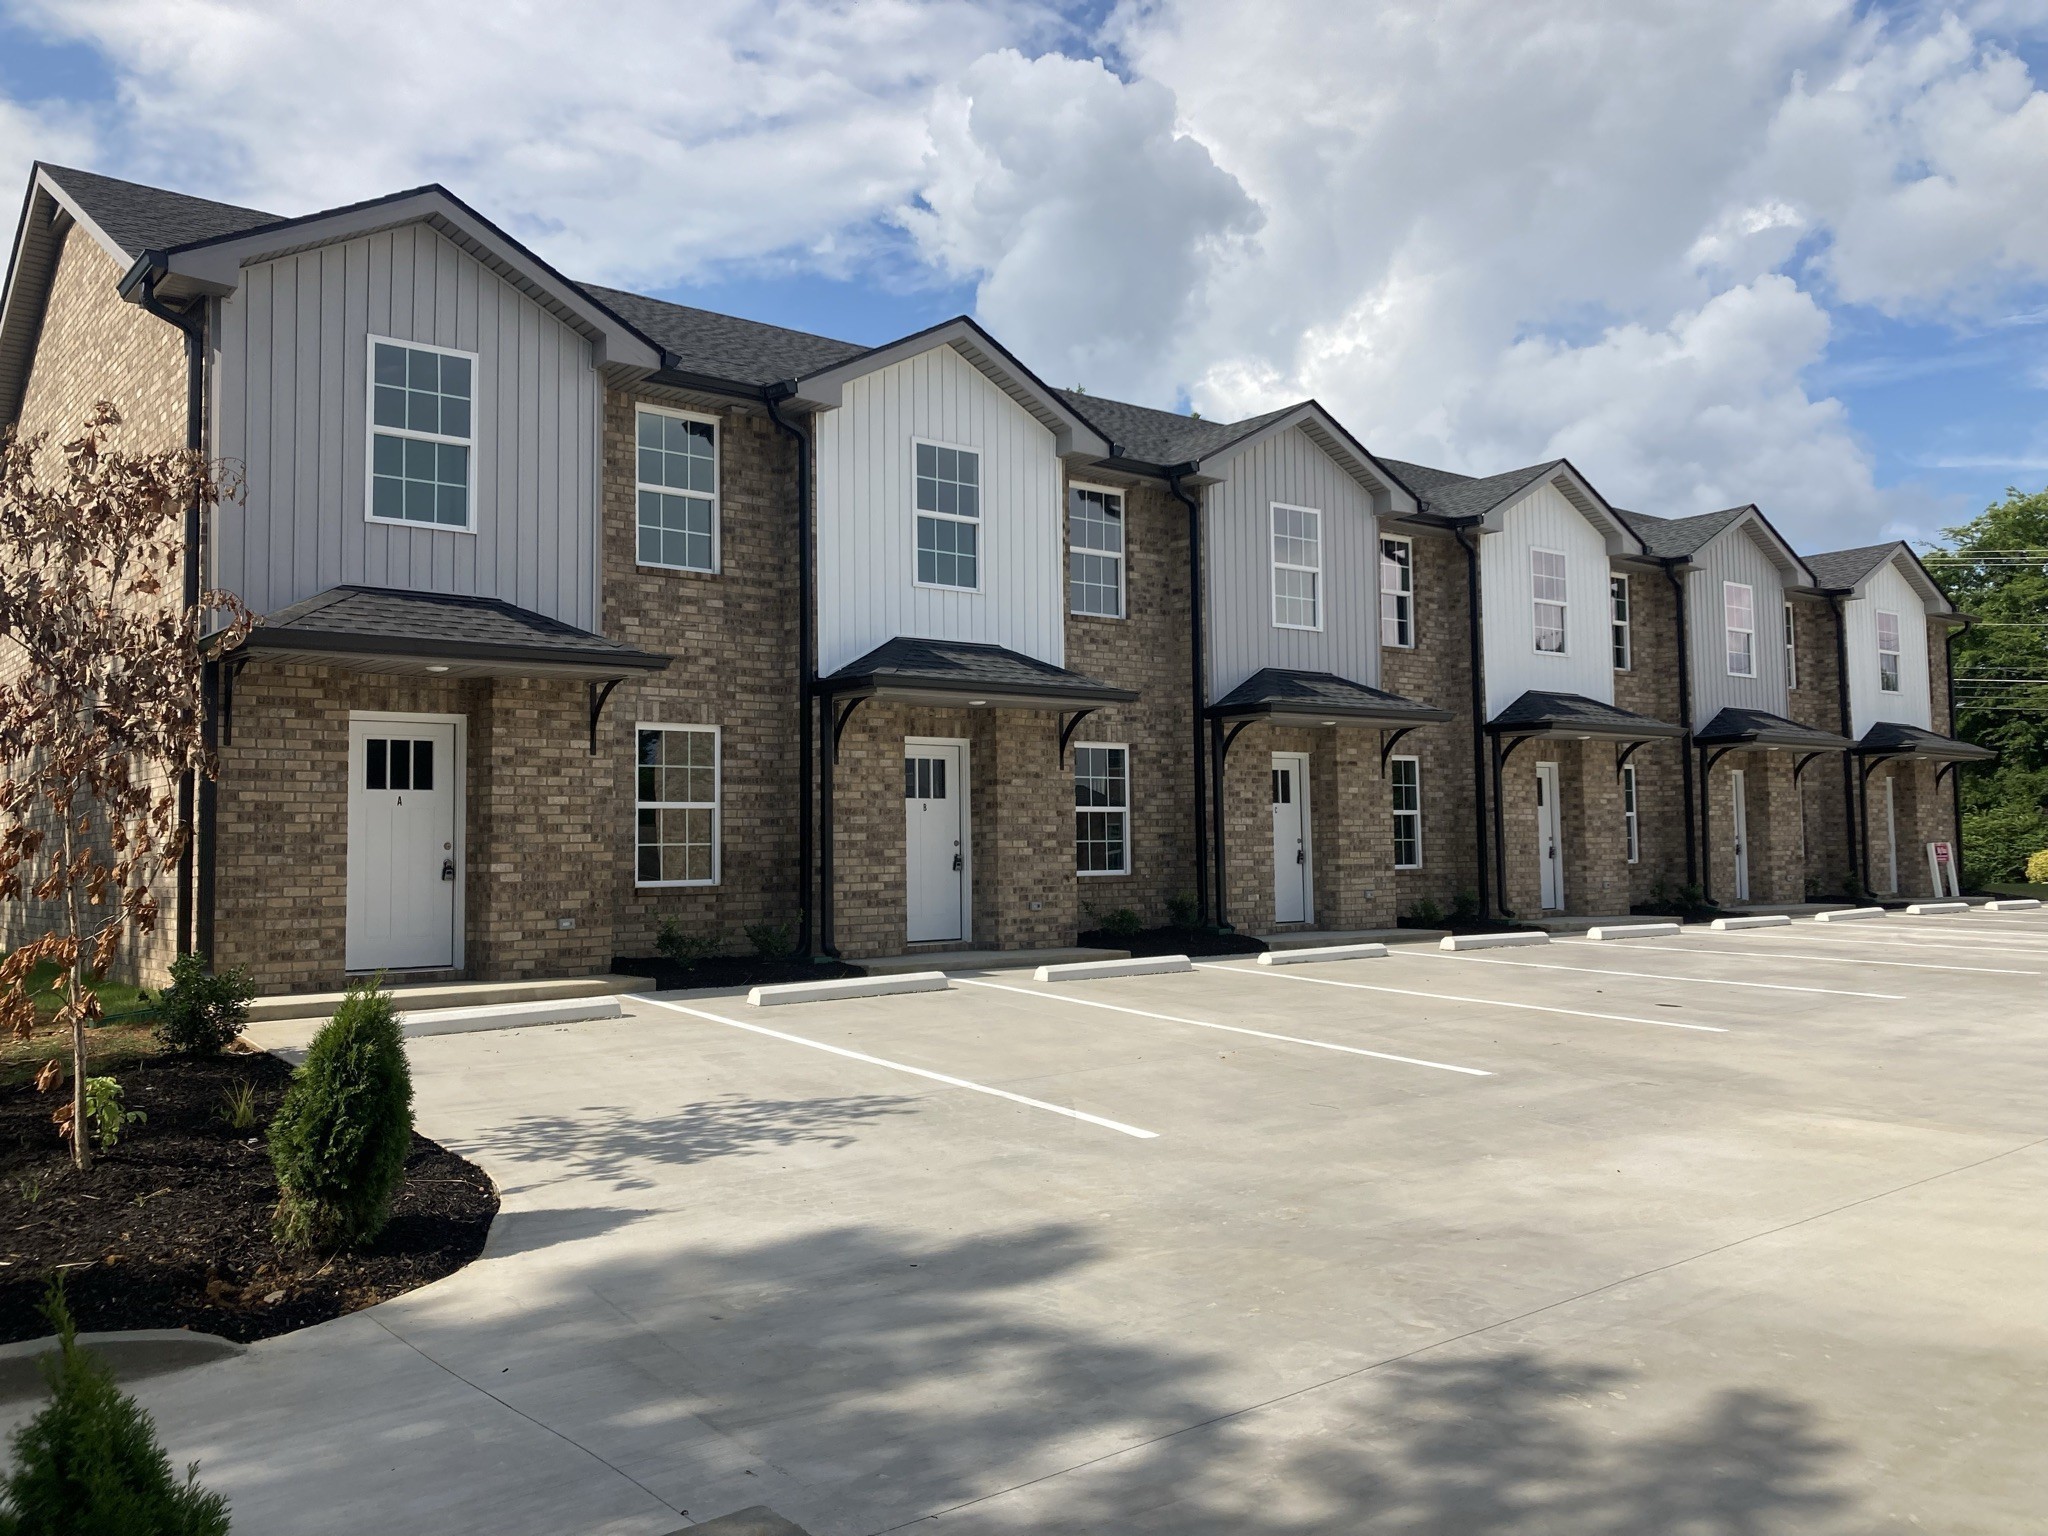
[1845,561,1933,736]
[1479,482,1613,717]
[1687,524,1789,728]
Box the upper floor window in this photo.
[1069,486,1125,618]
[1877,610,1902,692]
[1074,744,1131,876]
[369,337,474,531]
[1610,574,1631,670]
[1784,603,1798,689]
[1380,536,1413,648]
[635,724,719,887]
[1724,582,1755,677]
[636,407,718,572]
[1272,503,1322,630]
[1391,755,1422,869]
[915,441,980,590]
[1532,548,1567,653]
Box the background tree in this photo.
[0,403,250,1170]
[1927,487,2048,886]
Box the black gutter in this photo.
[1166,465,1210,926]
[1661,561,1698,889]
[1945,620,1966,888]
[1453,523,1493,919]
[1827,592,1862,892]
[134,270,207,959]
[763,387,818,959]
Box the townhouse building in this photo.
[0,165,1987,993]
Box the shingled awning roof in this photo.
[1853,721,1996,762]
[1489,690,1685,743]
[213,586,670,680]
[818,637,1136,711]
[1694,708,1854,753]
[1209,668,1452,728]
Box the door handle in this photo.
[441,859,456,882]
[1296,846,1306,865]
[952,851,963,872]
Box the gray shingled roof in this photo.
[1210,667,1452,725]
[42,165,277,260]
[1379,457,1567,521]
[1053,391,1296,466]
[1805,543,1901,591]
[1489,690,1684,739]
[821,636,1136,706]
[581,284,867,386]
[1694,707,1852,751]
[1855,721,1996,760]
[231,586,668,670]
[1615,506,1754,559]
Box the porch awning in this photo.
[207,585,671,681]
[1694,707,1854,753]
[817,637,1137,711]
[1852,721,1996,762]
[1208,668,1452,728]
[1488,690,1685,744]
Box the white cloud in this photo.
[0,92,94,207]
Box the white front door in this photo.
[1271,753,1312,924]
[1535,761,1564,911]
[905,741,969,944]
[1730,768,1751,902]
[1882,776,1899,893]
[347,715,461,972]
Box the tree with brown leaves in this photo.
[0,402,251,1170]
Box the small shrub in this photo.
[214,1080,258,1134]
[1451,888,1479,920]
[268,979,413,1253]
[56,1080,143,1153]
[0,1282,229,1535]
[1841,868,1866,901]
[1804,874,1822,901]
[1097,907,1143,941]
[1679,883,1706,910]
[1406,897,1445,926]
[744,921,794,959]
[2028,848,2048,885]
[654,919,716,970]
[151,953,256,1057]
[1165,893,1199,930]
[17,1174,44,1207]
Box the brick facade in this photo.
[1787,592,1856,899]
[1610,567,1690,905]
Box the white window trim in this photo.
[1610,573,1631,672]
[1531,546,1569,656]
[1074,740,1132,877]
[364,333,479,535]
[1784,602,1798,690]
[1068,480,1128,620]
[1622,763,1640,865]
[634,403,721,574]
[1380,534,1414,649]
[911,435,985,595]
[1876,609,1902,692]
[1271,501,1324,632]
[634,721,722,888]
[1390,753,1423,870]
[1724,580,1757,678]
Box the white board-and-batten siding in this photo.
[1204,425,1383,697]
[1844,558,1933,736]
[814,344,1064,676]
[1478,482,1614,717]
[211,223,602,630]
[1686,524,1793,728]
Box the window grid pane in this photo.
[635,411,717,570]
[1273,506,1321,628]
[1611,576,1630,669]
[371,342,472,528]
[1784,604,1798,689]
[915,444,981,589]
[1622,766,1640,864]
[1381,538,1412,647]
[1074,746,1130,874]
[1391,757,1421,868]
[635,727,718,884]
[1070,489,1124,616]
[1726,584,1755,676]
[1876,611,1901,691]
[1533,550,1567,652]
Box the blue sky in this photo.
[4,0,2047,549]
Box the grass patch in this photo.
[0,958,163,1089]
[16,960,155,1025]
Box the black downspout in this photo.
[763,390,818,957]
[1828,593,1860,892]
[136,273,206,957]
[1663,561,1697,890]
[1489,732,1510,919]
[1167,468,1210,926]
[1454,524,1493,919]
[1698,745,1714,905]
[1209,718,1230,931]
[1945,622,1965,890]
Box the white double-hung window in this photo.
[1877,610,1902,692]
[1784,603,1799,689]
[1380,535,1413,647]
[1272,503,1322,629]
[915,441,980,589]
[1069,486,1125,617]
[1074,744,1130,876]
[635,724,720,886]
[1610,574,1631,670]
[636,407,718,571]
[369,337,475,530]
[1532,549,1567,653]
[1724,582,1756,676]
[1391,755,1422,869]
[1622,764,1640,864]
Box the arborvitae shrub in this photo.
[267,979,413,1252]
[0,1283,229,1535]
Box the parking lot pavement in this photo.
[26,917,2046,1535]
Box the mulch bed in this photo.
[0,1050,496,1345]
[1077,925,1264,958]
[611,954,864,992]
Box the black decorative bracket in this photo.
[1379,725,1417,771]
[1216,717,1256,764]
[219,654,252,747]
[1496,732,1536,769]
[830,695,868,764]
[1614,739,1648,780]
[1057,707,1098,766]
[1701,743,1743,777]
[1935,759,1959,789]
[586,678,622,754]
[1793,750,1824,782]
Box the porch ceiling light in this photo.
[1319,719,1336,726]
[969,699,987,706]
[425,664,451,673]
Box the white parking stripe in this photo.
[1410,951,1904,999]
[1757,929,2048,954]
[953,976,1492,1077]
[628,994,1160,1140]
[1193,963,1728,1033]
[1553,938,2039,975]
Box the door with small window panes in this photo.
[904,741,968,944]
[346,716,460,971]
